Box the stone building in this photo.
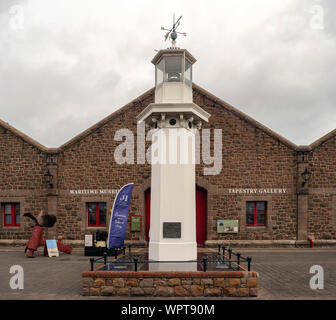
[0,49,335,247]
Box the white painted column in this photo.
[149,127,197,261]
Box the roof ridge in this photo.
[0,119,57,153]
[0,84,334,152]
[58,87,154,151]
[192,83,300,150]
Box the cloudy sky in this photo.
[0,0,335,147]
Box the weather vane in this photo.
[161,13,186,47]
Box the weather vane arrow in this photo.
[161,13,186,47]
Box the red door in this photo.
[145,189,151,242]
[144,186,207,245]
[196,186,207,246]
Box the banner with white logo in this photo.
[107,183,134,248]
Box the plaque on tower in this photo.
[163,222,181,239]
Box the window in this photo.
[3,203,20,227]
[246,202,267,226]
[87,203,107,227]
[156,58,164,86]
[185,58,192,87]
[164,56,182,82]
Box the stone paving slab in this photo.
[0,247,335,300]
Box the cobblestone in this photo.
[0,248,335,299]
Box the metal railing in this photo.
[217,245,252,272]
[88,245,252,272]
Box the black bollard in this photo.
[134,258,138,272]
[222,246,226,258]
[203,257,208,272]
[90,258,94,271]
[228,248,232,260]
[247,257,252,271]
[128,244,131,256]
[237,253,241,270]
[103,251,107,265]
[218,244,221,255]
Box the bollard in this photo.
[218,244,221,255]
[90,258,94,271]
[128,244,131,256]
[123,247,126,255]
[203,257,208,272]
[228,249,232,269]
[222,246,226,259]
[134,258,138,272]
[103,251,107,265]
[236,253,241,270]
[247,257,252,271]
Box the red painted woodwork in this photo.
[145,189,151,241]
[3,203,20,227]
[196,187,207,246]
[144,186,207,245]
[246,201,267,227]
[87,202,106,227]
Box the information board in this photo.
[217,220,239,234]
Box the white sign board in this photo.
[46,240,59,258]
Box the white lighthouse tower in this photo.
[137,17,210,261]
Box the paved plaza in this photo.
[0,247,335,300]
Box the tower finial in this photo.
[161,13,186,48]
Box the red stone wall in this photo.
[308,137,336,239]
[82,270,259,297]
[193,89,298,241]
[0,128,48,239]
[0,86,335,242]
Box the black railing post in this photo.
[128,245,131,256]
[247,257,251,271]
[134,258,138,272]
[218,244,221,255]
[123,247,126,255]
[90,258,94,271]
[203,257,208,272]
[103,251,107,265]
[228,249,232,269]
[222,246,226,258]
[236,253,241,270]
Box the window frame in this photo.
[3,203,20,227]
[87,202,107,227]
[246,201,267,227]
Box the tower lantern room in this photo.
[152,48,196,104]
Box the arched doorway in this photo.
[144,186,207,245]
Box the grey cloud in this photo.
[0,0,335,147]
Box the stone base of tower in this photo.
[149,241,197,262]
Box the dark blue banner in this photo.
[107,183,134,248]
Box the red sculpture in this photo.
[24,211,72,258]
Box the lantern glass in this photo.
[164,55,183,82]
